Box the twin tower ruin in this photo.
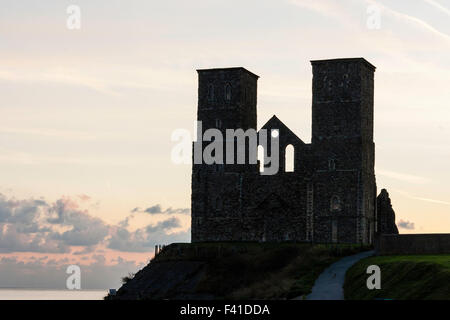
[191,58,398,245]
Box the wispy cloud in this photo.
[288,0,344,17]
[423,0,450,17]
[0,127,102,141]
[391,189,450,206]
[0,146,154,166]
[288,0,355,26]
[410,196,450,206]
[0,68,119,96]
[290,0,450,42]
[366,0,450,42]
[0,64,193,97]
[131,204,190,215]
[377,169,430,184]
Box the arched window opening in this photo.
[258,145,265,173]
[285,144,294,172]
[225,83,232,101]
[328,159,336,171]
[328,79,333,92]
[331,196,341,211]
[207,84,214,102]
[342,73,350,88]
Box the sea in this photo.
[0,288,108,300]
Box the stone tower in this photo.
[191,68,259,242]
[310,58,376,244]
[195,67,258,134]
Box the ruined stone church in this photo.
[191,58,398,245]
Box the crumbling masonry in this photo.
[191,58,398,244]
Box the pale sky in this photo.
[0,0,449,289]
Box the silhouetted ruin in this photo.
[191,58,398,244]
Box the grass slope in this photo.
[344,255,450,300]
[117,242,369,300]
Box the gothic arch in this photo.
[330,195,341,211]
[225,83,232,101]
[285,144,294,172]
[258,145,265,173]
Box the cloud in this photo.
[164,207,191,214]
[288,0,348,20]
[0,127,100,141]
[391,189,450,206]
[47,198,109,246]
[0,193,190,254]
[0,223,70,254]
[397,219,415,230]
[72,246,96,255]
[77,194,91,202]
[0,192,191,288]
[364,0,450,42]
[132,204,190,215]
[289,0,450,44]
[144,204,163,214]
[410,197,450,206]
[145,217,181,233]
[0,195,69,253]
[0,195,44,226]
[107,217,189,252]
[117,214,134,228]
[0,255,144,290]
[0,68,119,96]
[377,169,430,184]
[130,207,141,213]
[0,63,193,98]
[423,0,450,17]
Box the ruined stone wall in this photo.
[192,59,380,245]
[376,189,399,235]
[375,234,450,255]
[193,170,309,242]
[243,173,309,242]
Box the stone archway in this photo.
[254,193,292,242]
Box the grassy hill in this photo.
[344,255,450,300]
[108,242,370,300]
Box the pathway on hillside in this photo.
[300,250,375,300]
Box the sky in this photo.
[0,0,449,289]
